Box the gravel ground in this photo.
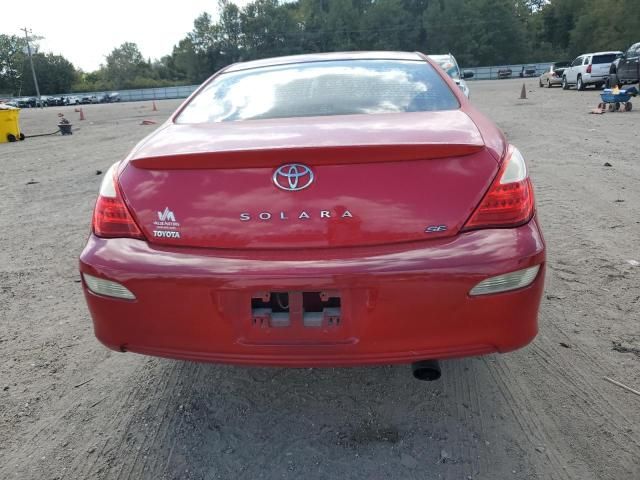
[1,79,639,480]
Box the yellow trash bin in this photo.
[0,107,23,143]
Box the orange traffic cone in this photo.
[152,100,158,112]
[79,108,85,121]
[519,83,527,99]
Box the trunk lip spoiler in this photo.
[129,143,487,170]
[127,109,486,164]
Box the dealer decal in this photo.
[153,207,181,238]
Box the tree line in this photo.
[1,0,638,96]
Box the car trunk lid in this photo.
[120,111,501,249]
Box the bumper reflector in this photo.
[82,273,136,300]
[469,265,540,296]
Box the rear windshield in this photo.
[592,54,619,64]
[176,59,459,123]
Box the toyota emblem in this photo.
[273,164,314,191]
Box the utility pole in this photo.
[20,27,41,108]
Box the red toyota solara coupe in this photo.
[79,51,545,380]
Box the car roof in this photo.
[582,51,623,56]
[224,51,424,73]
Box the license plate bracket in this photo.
[241,291,353,345]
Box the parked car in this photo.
[64,96,80,105]
[428,53,473,98]
[519,65,537,78]
[608,42,640,87]
[92,93,109,103]
[80,95,93,104]
[539,61,571,88]
[47,96,65,107]
[79,51,545,380]
[14,97,37,108]
[497,67,512,79]
[562,51,622,90]
[105,92,121,103]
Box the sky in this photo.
[7,0,252,72]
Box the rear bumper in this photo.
[584,73,608,83]
[79,219,546,367]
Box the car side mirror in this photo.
[463,70,474,79]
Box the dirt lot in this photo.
[1,80,639,480]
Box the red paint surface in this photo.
[120,147,499,249]
[80,218,545,366]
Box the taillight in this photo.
[92,163,145,239]
[462,146,534,230]
[586,64,592,74]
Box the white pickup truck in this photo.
[562,51,622,90]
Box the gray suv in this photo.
[608,42,640,87]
